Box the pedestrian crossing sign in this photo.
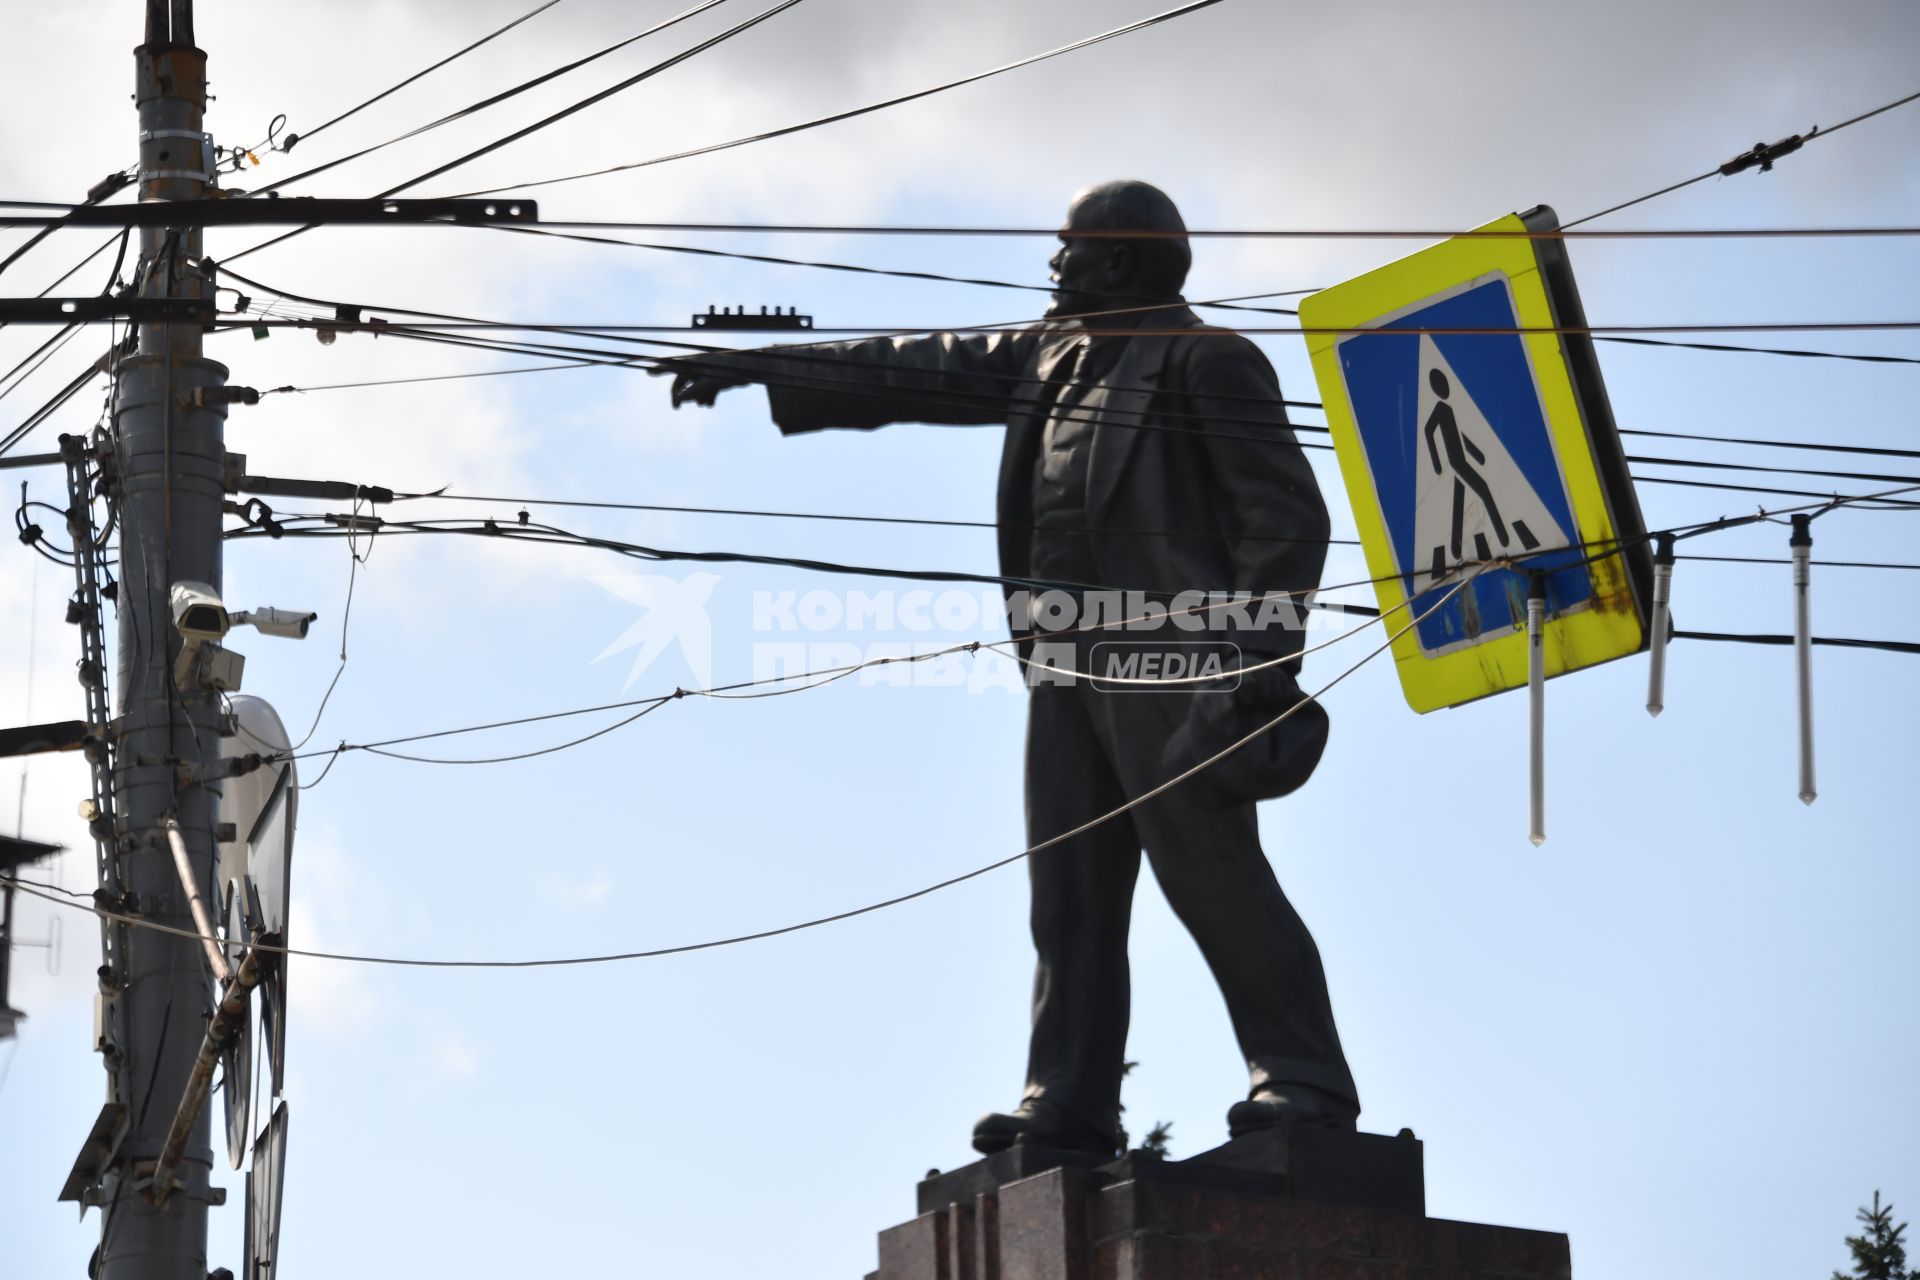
[1301,206,1653,713]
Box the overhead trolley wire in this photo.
[2,236,132,457]
[1619,425,1920,463]
[1622,452,1920,489]
[480,219,1920,361]
[283,579,1412,766]
[223,0,804,266]
[251,317,1920,462]
[0,231,119,326]
[310,320,1912,503]
[327,491,1920,573]
[214,267,1920,493]
[480,215,1920,367]
[345,221,1920,364]
[0,580,1471,969]
[244,568,1920,771]
[237,510,1238,595]
[18,546,1920,969]
[237,302,1920,367]
[386,491,1366,548]
[482,221,1311,318]
[0,190,119,282]
[308,324,1920,502]
[477,223,1920,366]
[254,347,1920,465]
[0,225,123,356]
[0,323,84,402]
[216,261,1325,389]
[262,358,602,395]
[516,219,1920,241]
[289,315,1920,338]
[1628,473,1920,507]
[1592,332,1920,367]
[447,0,1234,200]
[1677,553,1920,572]
[1671,630,1920,655]
[257,0,727,195]
[223,304,1358,451]
[210,260,1920,365]
[266,319,1920,503]
[272,0,570,162]
[232,486,1920,628]
[1,345,114,459]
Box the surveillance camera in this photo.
[231,607,318,640]
[170,580,229,643]
[169,581,244,690]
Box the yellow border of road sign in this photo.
[1301,212,1646,713]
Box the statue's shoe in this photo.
[971,1097,1120,1157]
[1226,1084,1359,1139]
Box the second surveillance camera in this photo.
[232,607,318,640]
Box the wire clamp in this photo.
[187,385,261,409]
[86,171,133,204]
[1719,127,1816,176]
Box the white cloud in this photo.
[537,866,617,907]
[281,839,389,1041]
[427,1028,481,1080]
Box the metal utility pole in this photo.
[97,2,230,1275]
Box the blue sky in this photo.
[3,2,1917,1277]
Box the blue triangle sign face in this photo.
[1336,275,1595,654]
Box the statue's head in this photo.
[1047,180,1190,320]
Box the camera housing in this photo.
[170,580,231,689]
[169,580,229,642]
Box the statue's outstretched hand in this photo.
[651,358,751,409]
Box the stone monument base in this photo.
[867,1126,1570,1279]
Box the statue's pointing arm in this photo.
[666,329,1042,433]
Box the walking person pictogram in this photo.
[1422,365,1540,582]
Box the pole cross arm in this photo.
[0,297,214,324]
[0,720,92,760]
[0,197,539,228]
[1,833,65,872]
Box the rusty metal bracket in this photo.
[58,1102,130,1205]
[149,939,263,1206]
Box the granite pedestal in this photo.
[867,1126,1570,1280]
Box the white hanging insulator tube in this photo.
[163,813,231,986]
[1527,576,1547,846]
[1647,534,1675,717]
[1791,514,1816,804]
